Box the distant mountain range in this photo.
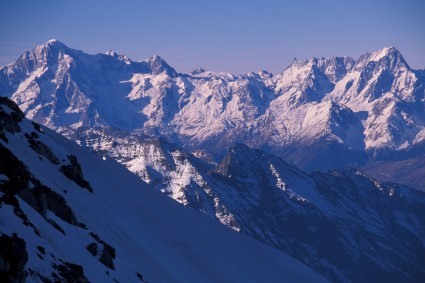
[1,41,425,282]
[1,40,424,190]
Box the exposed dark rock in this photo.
[0,130,6,142]
[0,142,81,233]
[0,144,39,234]
[0,143,31,195]
[0,97,25,137]
[24,132,60,165]
[28,268,52,283]
[60,155,93,193]
[99,244,116,270]
[18,184,79,227]
[136,272,144,281]
[89,232,116,269]
[37,246,46,255]
[46,219,65,235]
[32,121,43,133]
[86,243,98,256]
[52,262,89,283]
[0,233,28,283]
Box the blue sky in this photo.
[1,0,424,74]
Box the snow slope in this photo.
[0,97,328,283]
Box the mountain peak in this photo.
[33,39,70,56]
[147,54,168,66]
[214,143,273,179]
[190,67,207,75]
[43,39,67,49]
[21,39,72,67]
[104,50,132,64]
[149,54,162,61]
[369,46,399,61]
[144,55,177,76]
[357,46,408,70]
[46,38,59,44]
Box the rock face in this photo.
[1,41,424,189]
[52,262,89,283]
[0,234,28,283]
[0,97,328,283]
[60,155,93,192]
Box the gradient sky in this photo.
[1,0,424,74]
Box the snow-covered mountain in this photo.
[1,40,424,189]
[93,134,425,283]
[2,40,425,282]
[0,97,330,282]
[2,59,425,283]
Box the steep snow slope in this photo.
[0,97,328,283]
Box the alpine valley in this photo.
[1,40,425,283]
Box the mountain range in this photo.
[1,40,424,190]
[1,40,425,282]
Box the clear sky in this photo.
[1,0,424,74]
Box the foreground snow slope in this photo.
[0,97,328,283]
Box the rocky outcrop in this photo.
[25,132,60,164]
[0,97,24,142]
[52,262,89,283]
[0,234,28,283]
[89,232,116,270]
[60,155,93,193]
[0,140,81,234]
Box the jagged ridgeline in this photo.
[1,40,424,190]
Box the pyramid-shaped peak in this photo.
[214,143,260,177]
[26,39,72,64]
[190,67,207,75]
[148,54,165,63]
[368,46,407,64]
[43,39,67,49]
[369,46,402,61]
[33,39,70,56]
[356,46,408,70]
[144,55,177,76]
